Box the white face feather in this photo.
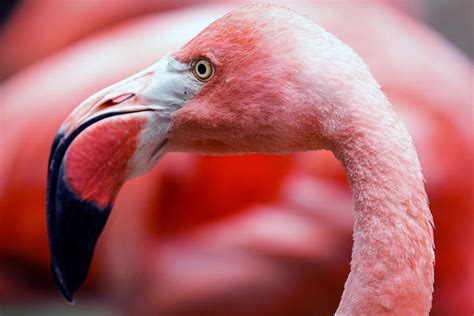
[142,55,203,109]
[128,55,204,177]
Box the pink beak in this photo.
[47,72,158,303]
[47,54,199,302]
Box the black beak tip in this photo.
[62,288,75,305]
[52,265,75,304]
[47,135,112,303]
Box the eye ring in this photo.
[192,58,215,81]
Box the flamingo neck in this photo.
[330,105,434,315]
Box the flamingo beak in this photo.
[46,55,200,302]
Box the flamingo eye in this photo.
[192,59,214,81]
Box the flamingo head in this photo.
[47,4,373,302]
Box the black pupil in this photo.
[198,63,207,75]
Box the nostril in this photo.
[100,93,135,108]
[112,93,134,104]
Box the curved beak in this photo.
[46,56,195,302]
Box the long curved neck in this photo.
[331,104,434,314]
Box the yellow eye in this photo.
[193,59,215,81]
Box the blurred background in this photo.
[0,0,472,315]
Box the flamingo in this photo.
[46,4,435,314]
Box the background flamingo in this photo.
[0,1,472,315]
